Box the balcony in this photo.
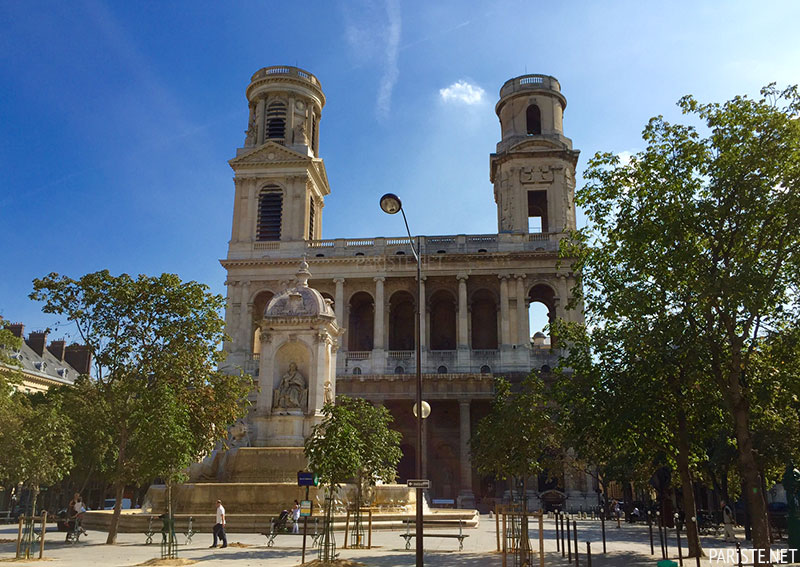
[228,232,562,261]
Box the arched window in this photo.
[352,367,362,375]
[257,185,282,241]
[528,284,557,348]
[389,291,415,350]
[526,104,542,135]
[437,365,448,374]
[348,292,374,351]
[480,365,491,374]
[471,289,499,349]
[266,101,287,141]
[429,290,456,350]
[394,366,405,374]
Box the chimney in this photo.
[64,344,92,375]
[27,330,48,356]
[8,323,24,338]
[48,339,66,361]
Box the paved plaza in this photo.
[0,515,785,566]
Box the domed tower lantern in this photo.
[490,74,580,235]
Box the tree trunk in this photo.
[676,404,704,558]
[726,361,770,554]
[105,482,125,544]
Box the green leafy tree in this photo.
[565,84,800,553]
[30,271,251,544]
[304,396,402,561]
[0,325,74,517]
[471,374,560,565]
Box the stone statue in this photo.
[324,379,334,405]
[274,362,307,411]
[294,121,308,145]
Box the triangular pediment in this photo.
[229,142,312,168]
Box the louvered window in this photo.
[308,198,315,239]
[266,101,286,141]
[257,187,282,241]
[311,114,317,154]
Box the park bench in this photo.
[144,515,195,545]
[0,510,12,524]
[400,519,469,551]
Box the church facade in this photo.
[220,66,594,510]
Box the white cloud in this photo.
[439,80,486,105]
[376,0,401,119]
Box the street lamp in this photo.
[380,192,425,567]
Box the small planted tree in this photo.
[304,396,401,561]
[471,374,560,565]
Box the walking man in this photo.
[721,500,736,542]
[210,499,228,548]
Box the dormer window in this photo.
[526,104,542,135]
[35,361,47,371]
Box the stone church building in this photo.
[220,66,595,511]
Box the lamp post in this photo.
[380,192,424,567]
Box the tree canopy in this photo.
[559,83,800,553]
[30,270,250,543]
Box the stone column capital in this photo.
[459,399,471,408]
[514,273,527,281]
[498,274,511,281]
[457,273,469,283]
[333,277,345,284]
[373,276,386,283]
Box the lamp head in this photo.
[413,400,431,419]
[380,193,402,215]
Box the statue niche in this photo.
[273,361,308,413]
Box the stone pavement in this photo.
[0,515,790,566]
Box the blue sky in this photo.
[2,0,799,340]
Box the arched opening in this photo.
[528,190,548,233]
[526,104,542,135]
[480,365,491,374]
[471,289,498,350]
[528,284,557,348]
[266,100,287,141]
[394,366,405,374]
[348,291,374,351]
[437,365,447,374]
[397,443,416,482]
[429,290,456,351]
[252,290,275,355]
[352,367,362,375]
[257,185,282,241]
[388,291,415,350]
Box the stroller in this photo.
[263,509,293,547]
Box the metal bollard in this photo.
[737,541,743,567]
[567,514,572,561]
[601,509,607,553]
[561,513,566,558]
[555,511,560,552]
[586,541,592,567]
[648,511,655,555]
[675,513,683,566]
[573,519,579,567]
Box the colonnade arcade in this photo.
[247,272,566,374]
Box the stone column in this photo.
[457,274,469,347]
[333,278,345,327]
[256,98,266,145]
[515,275,529,347]
[373,277,386,373]
[498,275,510,346]
[457,400,475,509]
[244,178,258,242]
[374,277,385,350]
[457,274,470,371]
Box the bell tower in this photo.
[227,66,330,249]
[490,74,580,234]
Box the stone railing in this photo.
[235,232,562,260]
[250,66,320,87]
[499,74,561,98]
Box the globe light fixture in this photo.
[380,193,402,215]
[413,401,431,419]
